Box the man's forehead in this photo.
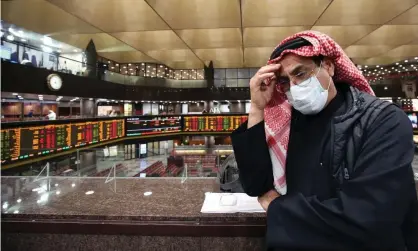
[276,54,311,76]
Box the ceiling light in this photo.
[20,38,27,42]
[12,93,18,95]
[365,66,368,68]
[116,64,119,66]
[85,191,94,195]
[396,63,399,65]
[405,60,408,62]
[6,35,14,41]
[73,49,79,52]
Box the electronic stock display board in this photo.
[1,115,249,164]
[1,119,124,164]
[183,115,248,132]
[126,116,181,137]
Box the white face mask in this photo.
[285,64,331,115]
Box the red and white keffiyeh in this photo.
[264,31,374,195]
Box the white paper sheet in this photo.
[200,192,265,213]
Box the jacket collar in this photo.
[333,83,371,124]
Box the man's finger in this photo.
[257,64,281,75]
[255,72,275,85]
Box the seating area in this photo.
[95,163,125,177]
[182,154,218,174]
[134,161,165,177]
[164,163,183,177]
[132,161,184,177]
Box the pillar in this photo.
[85,39,98,79]
[80,99,95,117]
[204,61,214,89]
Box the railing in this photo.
[1,39,208,88]
[1,114,128,123]
[2,146,235,180]
[103,71,207,88]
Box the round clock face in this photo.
[48,74,62,91]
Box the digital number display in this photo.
[126,116,181,136]
[1,115,249,164]
[1,119,124,164]
[1,128,20,161]
[183,116,248,132]
[101,120,125,141]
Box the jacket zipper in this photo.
[344,167,350,180]
[329,120,335,177]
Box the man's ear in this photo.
[323,58,335,77]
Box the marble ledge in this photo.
[1,177,266,226]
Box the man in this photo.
[46,110,56,120]
[231,31,417,250]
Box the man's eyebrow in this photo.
[279,64,305,77]
[289,65,305,76]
